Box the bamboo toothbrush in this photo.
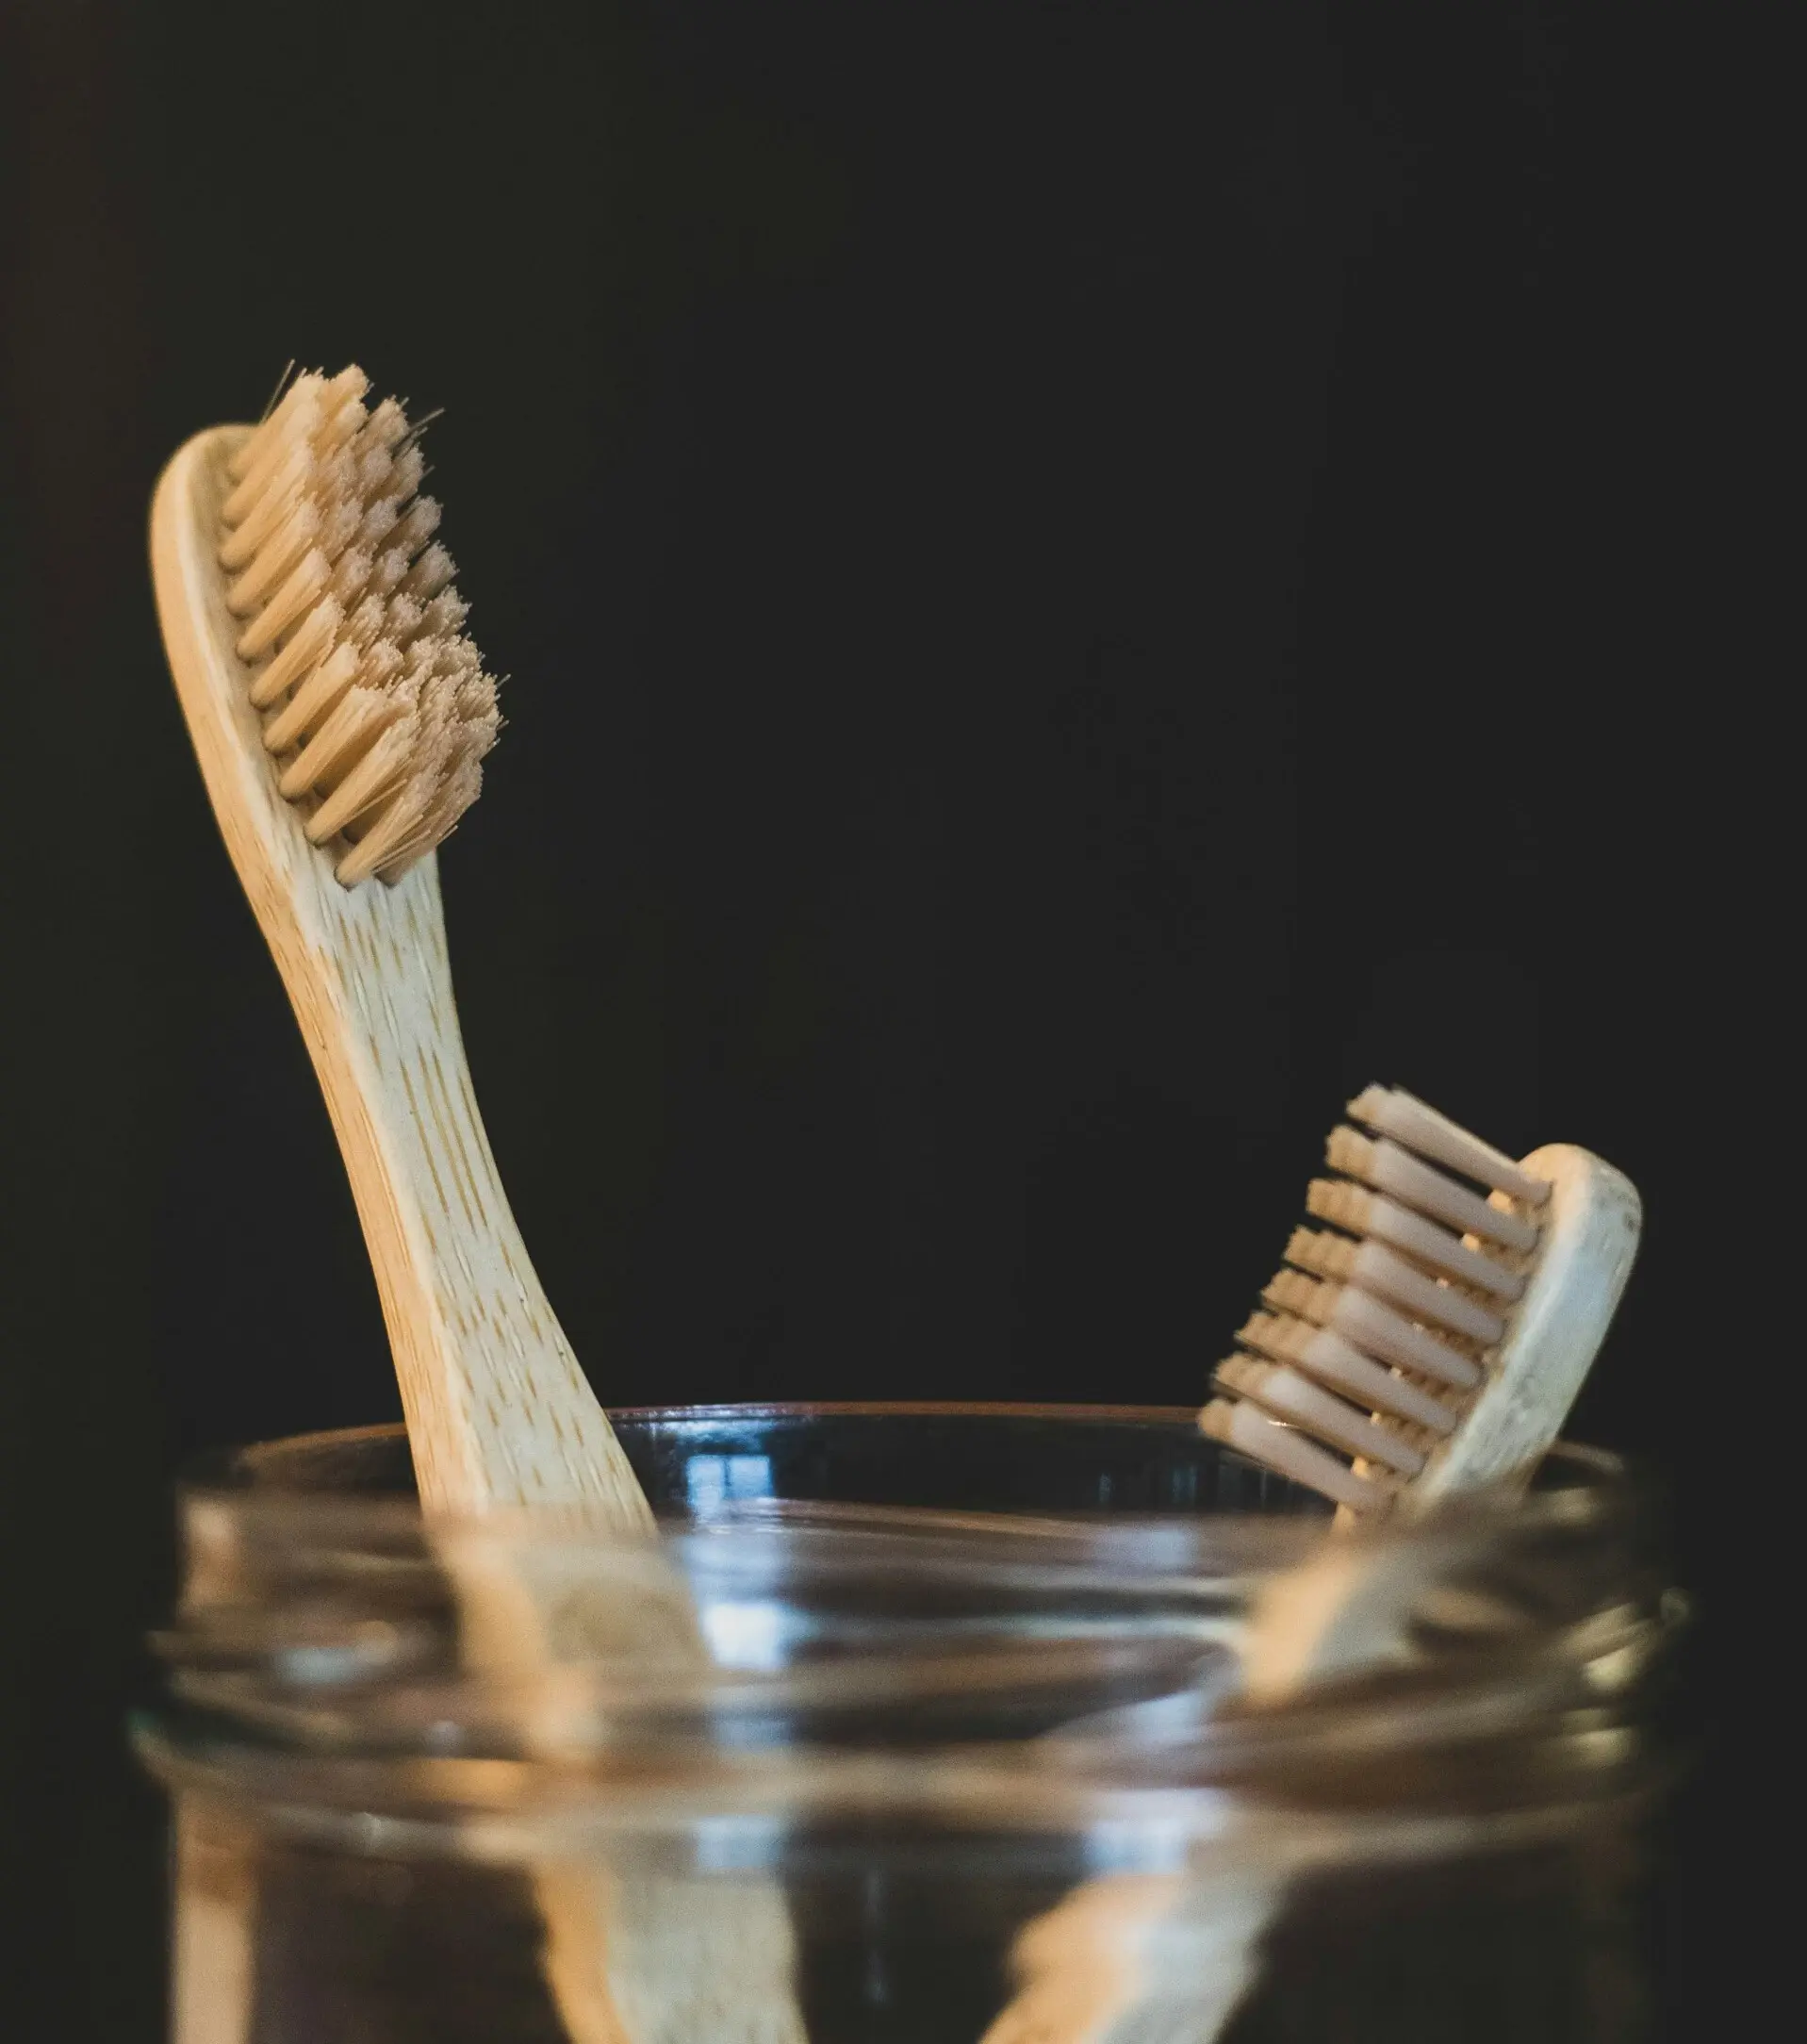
[150,365,638,1521]
[1202,1083,1641,1522]
[151,367,802,2044]
[1207,1084,1643,2039]
[982,1086,1642,2041]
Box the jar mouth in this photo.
[198,1402,1334,1506]
[142,1408,1679,1854]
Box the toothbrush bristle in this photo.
[1203,1086,1546,1514]
[216,364,499,885]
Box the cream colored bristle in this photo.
[400,635,446,685]
[1284,1225,1353,1283]
[317,498,365,564]
[443,638,485,684]
[306,720,418,842]
[261,641,362,753]
[383,444,427,505]
[246,597,340,709]
[1207,1085,1579,1513]
[210,368,497,883]
[1324,1126,1539,1253]
[225,373,316,484]
[238,548,331,660]
[417,589,469,641]
[320,364,371,410]
[224,377,329,500]
[279,684,396,799]
[1237,1311,1457,1433]
[1291,1228,1505,1343]
[220,441,313,564]
[354,496,403,554]
[342,593,387,649]
[1201,1398,1388,1513]
[317,397,367,461]
[1305,1179,1523,1299]
[1262,1268,1481,1391]
[402,542,454,601]
[459,676,501,742]
[384,594,426,647]
[1214,1357,1426,1476]
[362,641,405,691]
[225,499,318,616]
[361,395,408,451]
[1346,1085,1550,1206]
[386,497,441,562]
[342,749,484,885]
[367,548,411,603]
[328,547,375,609]
[336,773,437,886]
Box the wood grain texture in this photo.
[152,426,649,1527]
[1415,1144,1641,1507]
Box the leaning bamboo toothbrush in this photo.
[151,366,803,2044]
[1202,1083,1641,1526]
[983,1085,1643,2042]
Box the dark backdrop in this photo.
[2,1,1730,2035]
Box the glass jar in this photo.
[138,1404,1680,2043]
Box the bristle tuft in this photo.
[215,366,499,883]
[1346,1086,1549,1206]
[1207,1083,1545,1512]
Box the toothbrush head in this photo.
[164,365,499,887]
[1203,1086,1641,1517]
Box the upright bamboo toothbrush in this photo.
[983,1087,1642,2042]
[152,368,802,2044]
[151,365,642,1523]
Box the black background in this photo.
[0,0,1736,2035]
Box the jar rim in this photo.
[144,1409,1677,1854]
